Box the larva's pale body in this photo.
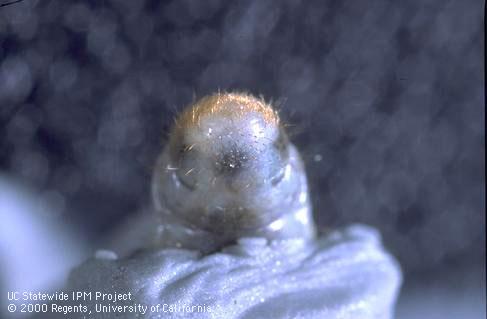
[152,93,316,252]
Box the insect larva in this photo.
[152,92,316,252]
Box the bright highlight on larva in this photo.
[152,92,316,252]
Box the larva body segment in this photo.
[152,93,315,252]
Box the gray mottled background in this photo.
[0,0,485,317]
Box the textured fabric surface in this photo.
[57,225,401,319]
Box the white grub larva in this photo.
[152,92,316,252]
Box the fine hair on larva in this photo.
[152,92,316,252]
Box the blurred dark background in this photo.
[0,0,485,315]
